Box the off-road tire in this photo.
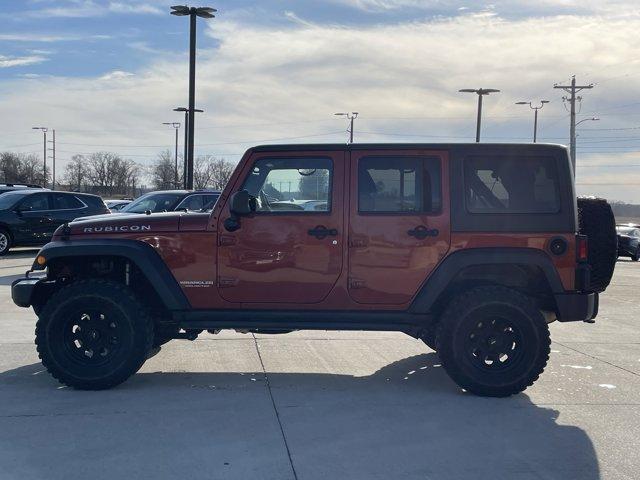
[436,286,550,397]
[35,280,154,390]
[632,248,640,262]
[0,228,11,256]
[577,197,617,292]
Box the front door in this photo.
[217,151,345,304]
[15,192,54,244]
[348,149,450,305]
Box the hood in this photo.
[62,211,183,237]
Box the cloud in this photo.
[0,33,112,42]
[23,1,163,18]
[99,70,134,80]
[1,9,640,200]
[0,54,47,68]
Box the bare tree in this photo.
[83,152,140,196]
[150,150,180,190]
[0,152,48,185]
[64,155,90,191]
[193,156,235,190]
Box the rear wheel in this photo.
[437,286,550,397]
[35,280,154,390]
[0,228,11,256]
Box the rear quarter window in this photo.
[77,194,107,210]
[464,156,560,214]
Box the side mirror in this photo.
[225,190,256,232]
[229,190,256,216]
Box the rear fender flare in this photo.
[409,248,564,314]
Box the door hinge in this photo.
[218,235,237,247]
[217,277,238,287]
[349,278,366,289]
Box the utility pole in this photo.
[554,76,594,173]
[49,129,56,189]
[459,88,500,142]
[334,112,359,144]
[516,100,549,142]
[32,127,48,188]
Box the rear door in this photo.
[217,150,345,304]
[348,149,450,305]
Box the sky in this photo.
[1,0,640,201]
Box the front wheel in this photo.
[436,286,550,397]
[0,228,11,256]
[632,249,639,262]
[35,280,154,390]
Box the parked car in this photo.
[104,199,132,211]
[77,190,221,220]
[616,224,640,261]
[12,143,617,396]
[0,190,108,255]
[0,183,45,196]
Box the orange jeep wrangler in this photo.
[12,143,617,396]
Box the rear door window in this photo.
[464,156,560,213]
[176,195,205,211]
[358,156,441,213]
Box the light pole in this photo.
[163,122,181,188]
[170,5,216,190]
[174,107,203,189]
[458,88,500,142]
[573,117,600,173]
[31,127,48,188]
[334,112,359,144]
[516,100,550,143]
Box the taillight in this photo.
[576,234,588,262]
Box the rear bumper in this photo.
[555,291,598,322]
[11,278,40,308]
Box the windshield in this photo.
[0,192,28,210]
[122,193,183,214]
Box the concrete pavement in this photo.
[0,248,639,479]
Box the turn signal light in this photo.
[576,235,588,262]
[36,255,46,266]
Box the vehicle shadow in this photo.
[0,353,601,480]
[1,248,39,260]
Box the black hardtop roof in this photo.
[248,143,568,154]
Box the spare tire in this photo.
[577,197,617,292]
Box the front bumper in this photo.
[555,291,598,322]
[11,278,40,308]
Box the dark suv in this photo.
[0,190,108,255]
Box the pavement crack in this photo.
[555,341,640,378]
[251,333,299,480]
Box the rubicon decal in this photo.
[83,225,151,233]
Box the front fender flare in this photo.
[35,239,190,311]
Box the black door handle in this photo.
[408,225,439,239]
[308,225,338,239]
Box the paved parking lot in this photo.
[1,249,639,479]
